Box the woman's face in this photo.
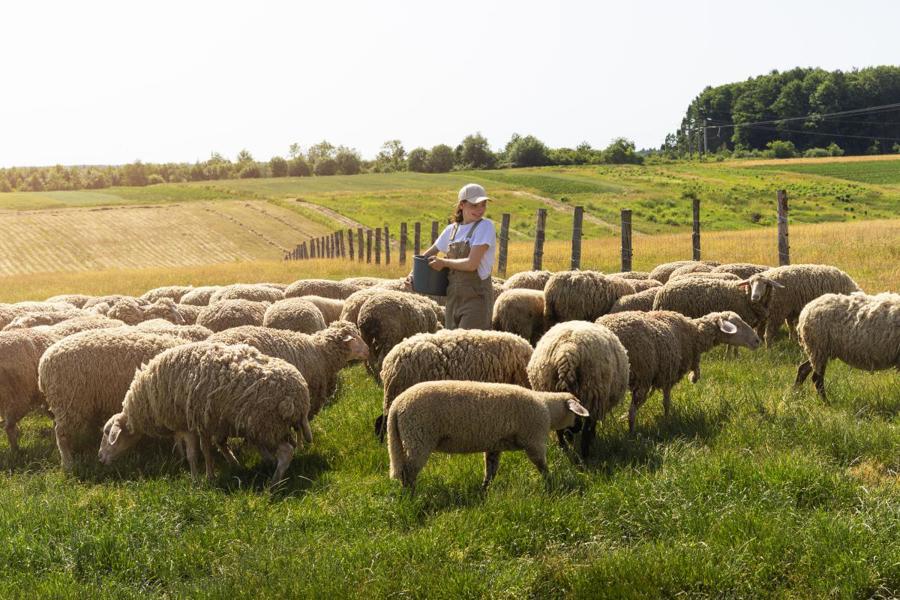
[460,200,487,222]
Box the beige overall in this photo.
[444,219,494,330]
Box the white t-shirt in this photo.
[435,218,496,280]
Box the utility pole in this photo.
[703,117,709,155]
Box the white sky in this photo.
[1,0,897,167]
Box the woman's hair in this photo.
[449,201,464,224]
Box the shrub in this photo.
[407,147,429,172]
[0,179,11,193]
[504,134,550,167]
[269,156,288,177]
[147,174,165,185]
[865,141,881,155]
[803,147,830,158]
[239,164,262,179]
[288,157,312,177]
[826,142,844,157]
[765,140,797,159]
[456,133,496,169]
[314,158,338,176]
[602,138,643,164]
[335,147,362,175]
[428,144,454,173]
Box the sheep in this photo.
[387,381,590,490]
[83,295,143,311]
[527,321,629,458]
[597,310,760,432]
[652,277,768,331]
[285,278,362,300]
[45,294,93,308]
[543,270,635,325]
[608,287,661,313]
[670,272,741,282]
[179,286,223,306]
[44,315,127,337]
[98,342,312,485]
[107,297,187,326]
[711,263,769,279]
[625,279,663,291]
[209,284,284,304]
[173,303,201,325]
[196,299,270,332]
[3,307,86,330]
[609,271,650,281]
[342,276,394,288]
[374,278,448,307]
[209,320,369,419]
[744,264,863,346]
[491,289,547,346]
[668,262,717,280]
[358,291,444,378]
[140,285,193,304]
[649,260,720,284]
[0,302,77,329]
[38,328,187,470]
[339,288,385,324]
[377,329,534,440]
[133,319,213,341]
[795,292,899,400]
[502,270,552,291]
[302,296,345,324]
[263,298,327,333]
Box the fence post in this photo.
[339,231,345,257]
[777,190,790,266]
[357,228,364,262]
[692,198,701,261]
[532,208,547,270]
[328,235,333,259]
[384,225,390,265]
[621,209,633,272]
[431,221,439,245]
[571,206,583,270]
[498,213,510,277]
[366,229,373,263]
[400,222,407,265]
[375,228,382,264]
[414,222,421,255]
[348,228,355,260]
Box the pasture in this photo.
[0,159,897,597]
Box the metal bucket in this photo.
[412,255,449,296]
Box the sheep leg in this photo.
[524,445,549,480]
[55,423,75,472]
[400,449,430,490]
[662,388,673,417]
[178,432,201,480]
[628,387,649,434]
[795,360,813,386]
[764,315,781,347]
[374,415,386,443]
[812,363,828,401]
[4,419,20,455]
[198,432,216,481]
[579,417,597,459]
[482,451,501,489]
[270,442,294,487]
[257,445,275,464]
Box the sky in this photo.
[2,0,898,167]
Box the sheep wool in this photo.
[652,277,767,330]
[502,270,552,291]
[263,298,327,333]
[179,286,224,306]
[209,284,284,304]
[491,289,547,346]
[140,285,194,304]
[302,296,345,324]
[45,294,93,308]
[625,279,663,292]
[340,288,387,324]
[711,263,770,279]
[649,260,720,284]
[285,278,362,300]
[2,307,86,330]
[196,299,269,332]
[544,270,635,325]
[668,262,716,280]
[107,297,186,326]
[387,381,589,489]
[795,292,900,400]
[609,271,651,281]
[0,329,60,453]
[609,287,661,313]
[134,319,213,341]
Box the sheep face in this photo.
[717,312,761,349]
[744,275,785,304]
[98,413,141,465]
[344,332,370,361]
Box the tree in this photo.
[307,141,336,168]
[288,143,302,159]
[269,156,288,177]
[407,147,429,172]
[25,172,44,192]
[602,138,643,164]
[314,158,338,176]
[335,146,362,175]
[239,163,262,178]
[765,140,797,159]
[375,139,406,172]
[428,144,454,173]
[123,160,149,186]
[456,132,496,169]
[504,133,550,167]
[236,149,254,164]
[204,153,232,180]
[288,156,312,177]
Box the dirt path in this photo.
[293,199,367,229]
[511,191,644,235]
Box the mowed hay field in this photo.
[0,160,898,597]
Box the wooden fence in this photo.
[284,191,793,273]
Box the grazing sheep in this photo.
[107,297,187,326]
[670,272,741,282]
[378,329,534,439]
[179,286,223,306]
[45,294,93,308]
[609,287,661,313]
[375,278,448,307]
[209,320,369,419]
[98,342,312,484]
[358,291,444,378]
[745,264,863,346]
[387,381,589,490]
[45,315,127,337]
[83,295,143,311]
[652,277,768,330]
[134,319,213,341]
[343,276,394,288]
[544,270,635,325]
[598,310,760,432]
[285,278,361,300]
[503,270,552,291]
[302,296,345,324]
[196,299,269,332]
[339,288,385,324]
[140,285,193,304]
[609,271,650,281]
[173,303,201,325]
[626,279,663,291]
[209,284,284,304]
[795,292,900,400]
[492,289,547,346]
[3,307,86,330]
[38,329,187,470]
[527,321,629,458]
[260,282,288,291]
[263,298,327,333]
[668,262,717,280]
[0,302,77,329]
[649,260,720,284]
[711,263,769,279]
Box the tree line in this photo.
[662,66,900,157]
[0,135,643,193]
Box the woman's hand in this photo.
[427,256,445,271]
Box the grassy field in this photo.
[750,158,900,185]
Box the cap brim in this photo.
[467,196,489,204]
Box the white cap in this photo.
[458,183,490,204]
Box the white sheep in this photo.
[284,279,362,300]
[795,292,899,400]
[543,270,635,325]
[502,270,553,291]
[491,289,547,346]
[527,320,630,458]
[301,296,345,324]
[263,298,327,333]
[179,286,224,306]
[98,342,312,485]
[209,283,284,304]
[0,301,77,329]
[196,299,270,332]
[133,319,213,341]
[387,381,589,490]
[608,287,661,313]
[140,285,194,304]
[45,294,93,308]
[652,277,768,331]
[107,297,187,326]
[711,263,769,279]
[648,260,720,284]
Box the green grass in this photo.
[0,337,897,597]
[751,159,900,185]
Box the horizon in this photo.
[1,0,898,169]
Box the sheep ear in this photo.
[737,279,750,290]
[342,335,354,342]
[718,318,738,335]
[767,278,785,289]
[108,423,122,446]
[567,399,590,418]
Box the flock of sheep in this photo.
[0,260,896,490]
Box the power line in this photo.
[738,124,900,143]
[693,102,900,131]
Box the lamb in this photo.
[744,264,863,346]
[378,329,534,439]
[502,270,552,291]
[491,289,547,346]
[209,284,284,304]
[795,292,899,400]
[284,278,362,300]
[263,298,327,333]
[387,381,589,490]
[179,286,223,306]
[608,287,661,313]
[98,342,312,484]
[527,321,630,458]
[302,296,345,324]
[196,299,270,332]
[543,270,635,325]
[209,320,369,419]
[597,310,760,432]
[38,328,187,470]
[357,291,444,378]
[140,285,193,303]
[649,260,720,284]
[107,297,186,326]
[45,294,93,308]
[711,263,769,279]
[652,277,768,331]
[134,319,213,341]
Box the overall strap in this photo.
[448,223,460,242]
[463,219,483,240]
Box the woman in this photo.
[420,183,496,330]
